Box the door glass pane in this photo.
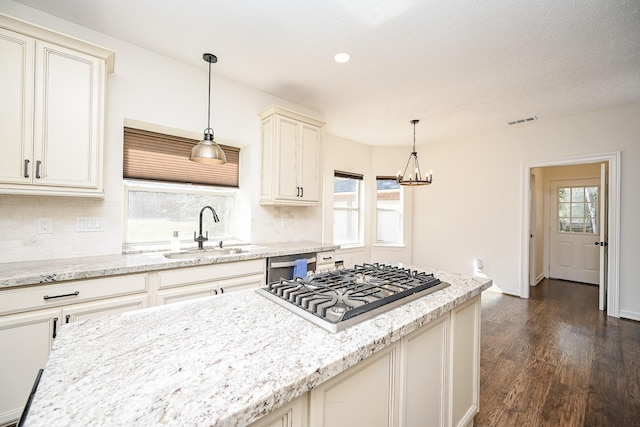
[571,218,584,232]
[571,187,584,202]
[557,186,598,235]
[571,203,584,218]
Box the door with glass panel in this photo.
[549,179,600,284]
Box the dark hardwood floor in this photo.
[474,278,640,427]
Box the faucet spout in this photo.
[194,206,220,249]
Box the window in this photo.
[557,186,598,234]
[122,127,240,247]
[124,180,236,246]
[376,177,403,244]
[333,171,363,246]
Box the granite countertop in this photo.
[23,266,492,427]
[0,241,338,289]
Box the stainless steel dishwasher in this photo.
[266,252,317,283]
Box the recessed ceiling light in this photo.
[334,52,351,63]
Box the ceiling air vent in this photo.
[507,116,538,126]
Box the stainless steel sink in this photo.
[163,246,265,260]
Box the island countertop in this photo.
[22,266,491,427]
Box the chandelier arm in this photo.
[401,154,414,180]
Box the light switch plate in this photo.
[76,217,104,232]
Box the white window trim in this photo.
[375,183,404,245]
[333,175,364,247]
[123,179,237,250]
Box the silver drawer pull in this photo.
[43,291,79,300]
[270,257,316,268]
[322,256,333,260]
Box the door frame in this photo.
[520,152,620,317]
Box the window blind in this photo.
[123,127,239,187]
[334,170,364,180]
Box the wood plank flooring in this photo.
[474,278,640,427]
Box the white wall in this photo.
[413,103,640,319]
[322,134,372,267]
[371,146,413,265]
[0,2,323,263]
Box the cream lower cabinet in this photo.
[400,314,450,427]
[247,395,308,427]
[306,295,481,427]
[310,344,399,427]
[449,296,481,427]
[0,275,148,425]
[154,259,266,305]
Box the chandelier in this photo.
[396,119,432,186]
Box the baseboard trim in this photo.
[619,310,640,322]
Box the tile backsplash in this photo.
[0,196,323,263]
[0,196,122,263]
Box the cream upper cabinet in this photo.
[259,106,324,206]
[0,16,114,197]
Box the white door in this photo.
[598,163,608,310]
[549,179,600,284]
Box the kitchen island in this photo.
[21,266,491,426]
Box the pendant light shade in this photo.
[190,53,227,165]
[396,119,432,186]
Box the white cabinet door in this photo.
[400,314,449,427]
[217,273,265,294]
[33,40,104,190]
[0,308,60,425]
[299,123,320,203]
[156,282,220,305]
[309,344,398,427]
[0,27,34,185]
[275,115,301,201]
[62,294,149,323]
[449,296,481,427]
[247,394,308,427]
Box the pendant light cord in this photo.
[207,59,212,131]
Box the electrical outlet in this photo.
[37,218,53,234]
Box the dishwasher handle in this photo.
[269,257,316,269]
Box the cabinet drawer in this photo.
[158,259,266,289]
[0,273,148,316]
[316,251,336,267]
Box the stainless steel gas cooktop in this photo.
[256,263,450,333]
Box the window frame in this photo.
[123,179,238,248]
[333,171,364,247]
[375,176,404,246]
[556,185,599,235]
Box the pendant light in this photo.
[190,53,227,165]
[396,119,432,186]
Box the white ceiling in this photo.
[12,0,640,146]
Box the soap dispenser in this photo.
[171,231,180,251]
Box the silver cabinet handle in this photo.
[36,160,42,179]
[24,159,30,178]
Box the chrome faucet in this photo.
[194,206,220,249]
